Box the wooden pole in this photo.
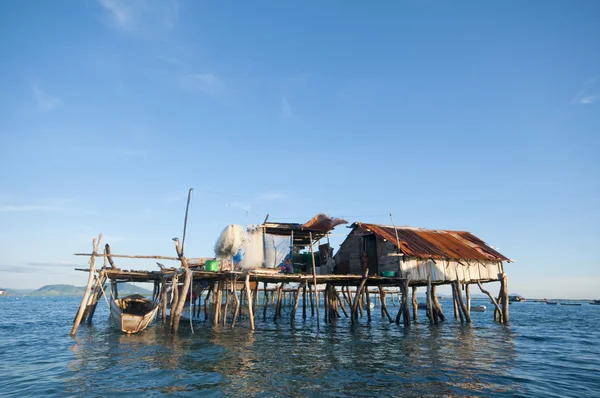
[379,286,393,322]
[411,286,418,322]
[104,243,116,269]
[86,269,107,324]
[426,276,435,324]
[302,284,307,319]
[465,283,471,316]
[253,280,259,313]
[324,283,330,324]
[500,273,509,323]
[71,235,102,337]
[291,282,306,327]
[245,274,255,330]
[309,232,320,331]
[351,269,369,323]
[170,278,179,328]
[365,288,372,322]
[431,285,446,322]
[223,280,230,326]
[402,281,411,326]
[451,282,459,320]
[274,283,283,321]
[262,283,268,319]
[476,280,503,323]
[454,281,471,323]
[213,281,222,326]
[231,278,241,328]
[204,283,212,321]
[336,291,349,318]
[171,239,192,333]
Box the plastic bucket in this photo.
[205,260,219,272]
[381,271,396,277]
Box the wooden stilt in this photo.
[71,235,102,336]
[379,286,393,322]
[324,283,330,324]
[336,292,349,318]
[426,276,435,324]
[454,281,471,323]
[245,274,255,331]
[365,288,372,322]
[431,285,446,322]
[412,286,418,322]
[274,283,284,321]
[476,280,503,323]
[170,279,179,328]
[213,281,222,326]
[253,280,259,313]
[291,282,305,326]
[223,281,230,326]
[302,285,307,319]
[231,278,241,328]
[465,283,471,316]
[351,269,369,323]
[162,278,168,324]
[86,269,107,324]
[171,239,192,333]
[309,232,320,331]
[204,283,212,321]
[500,273,509,323]
[263,283,268,319]
[451,282,459,320]
[401,281,411,326]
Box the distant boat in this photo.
[560,303,582,307]
[545,301,558,305]
[110,294,159,334]
[471,305,486,312]
[590,300,600,306]
[509,295,525,303]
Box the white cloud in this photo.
[279,98,293,120]
[98,0,179,32]
[179,73,227,99]
[571,77,600,105]
[32,85,60,111]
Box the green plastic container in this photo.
[381,271,396,277]
[205,260,219,272]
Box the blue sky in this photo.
[0,1,598,298]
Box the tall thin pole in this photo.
[181,188,193,255]
[310,232,320,332]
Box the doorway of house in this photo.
[364,234,378,276]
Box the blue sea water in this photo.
[1,295,599,397]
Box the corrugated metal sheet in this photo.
[357,223,510,262]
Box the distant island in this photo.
[0,283,152,297]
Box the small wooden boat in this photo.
[560,302,582,306]
[546,301,558,305]
[471,305,486,312]
[110,294,159,334]
[590,300,600,306]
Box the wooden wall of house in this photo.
[333,229,364,274]
[334,232,503,282]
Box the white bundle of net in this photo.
[239,227,265,269]
[214,224,248,258]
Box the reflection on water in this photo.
[1,296,600,397]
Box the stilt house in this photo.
[334,222,511,285]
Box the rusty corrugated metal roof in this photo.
[356,223,510,262]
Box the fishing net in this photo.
[214,224,248,259]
